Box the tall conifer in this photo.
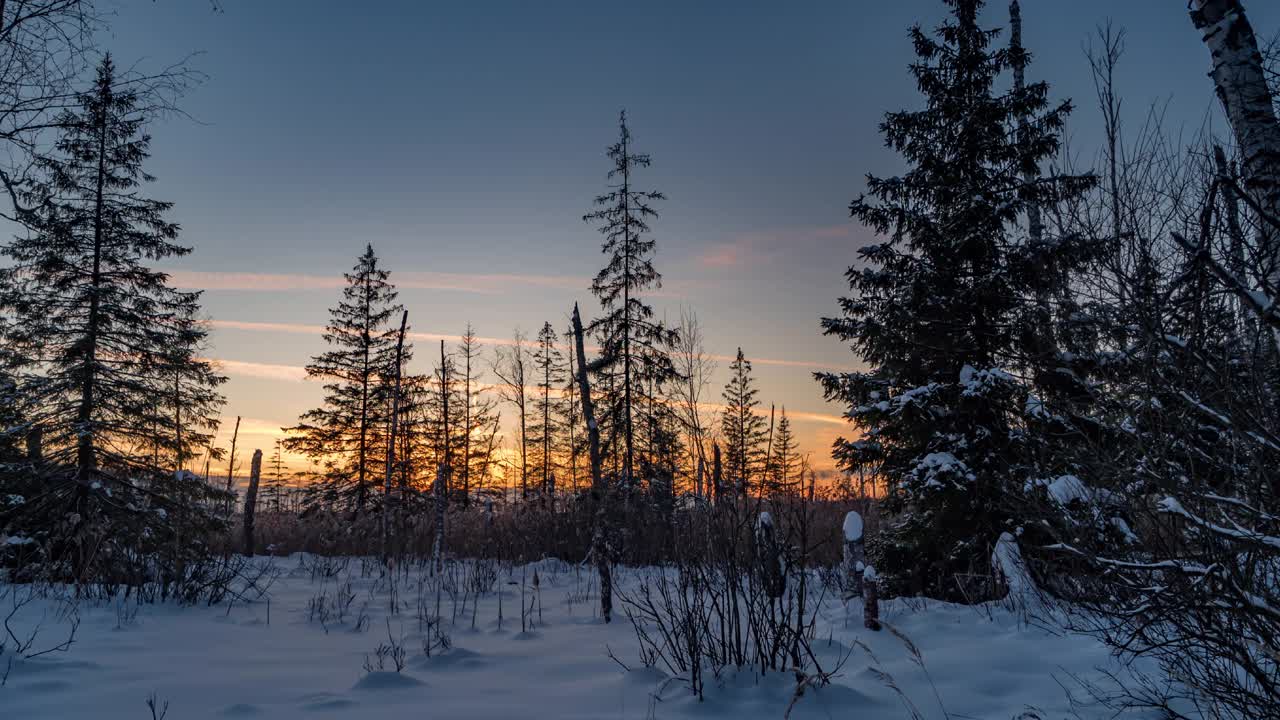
[584,111,677,487]
[284,244,407,516]
[817,0,1094,598]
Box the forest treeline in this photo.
[1,0,1279,716]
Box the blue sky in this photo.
[95,0,1280,471]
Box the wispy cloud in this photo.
[703,351,851,371]
[694,224,859,269]
[695,401,846,426]
[210,358,310,383]
[211,319,853,372]
[210,319,521,348]
[169,270,588,295]
[225,417,292,437]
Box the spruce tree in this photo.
[720,349,766,498]
[584,110,678,488]
[284,244,407,516]
[0,55,228,584]
[817,0,1094,599]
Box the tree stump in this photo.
[242,449,262,557]
[756,512,786,599]
[863,565,881,631]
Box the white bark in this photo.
[431,463,448,573]
[1191,0,1280,292]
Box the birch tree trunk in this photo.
[242,449,262,557]
[1191,0,1280,292]
[572,302,612,623]
[431,462,448,574]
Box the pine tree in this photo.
[455,325,500,505]
[160,299,227,475]
[816,0,1094,599]
[531,321,565,502]
[584,110,678,488]
[0,55,228,583]
[720,349,766,498]
[766,408,798,497]
[283,244,407,516]
[261,440,290,513]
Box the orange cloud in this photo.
[694,224,859,269]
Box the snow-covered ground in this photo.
[3,555,1168,719]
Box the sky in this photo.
[92,0,1280,476]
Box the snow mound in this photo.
[843,511,863,542]
[1026,474,1089,505]
[352,671,425,692]
[992,532,1035,597]
[0,553,1180,719]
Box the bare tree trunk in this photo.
[712,443,722,502]
[566,341,580,493]
[173,367,183,472]
[26,424,40,465]
[462,326,474,506]
[381,310,408,564]
[432,339,450,574]
[763,403,775,497]
[695,456,705,500]
[224,415,240,517]
[1191,0,1280,292]
[242,449,262,557]
[572,303,612,622]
